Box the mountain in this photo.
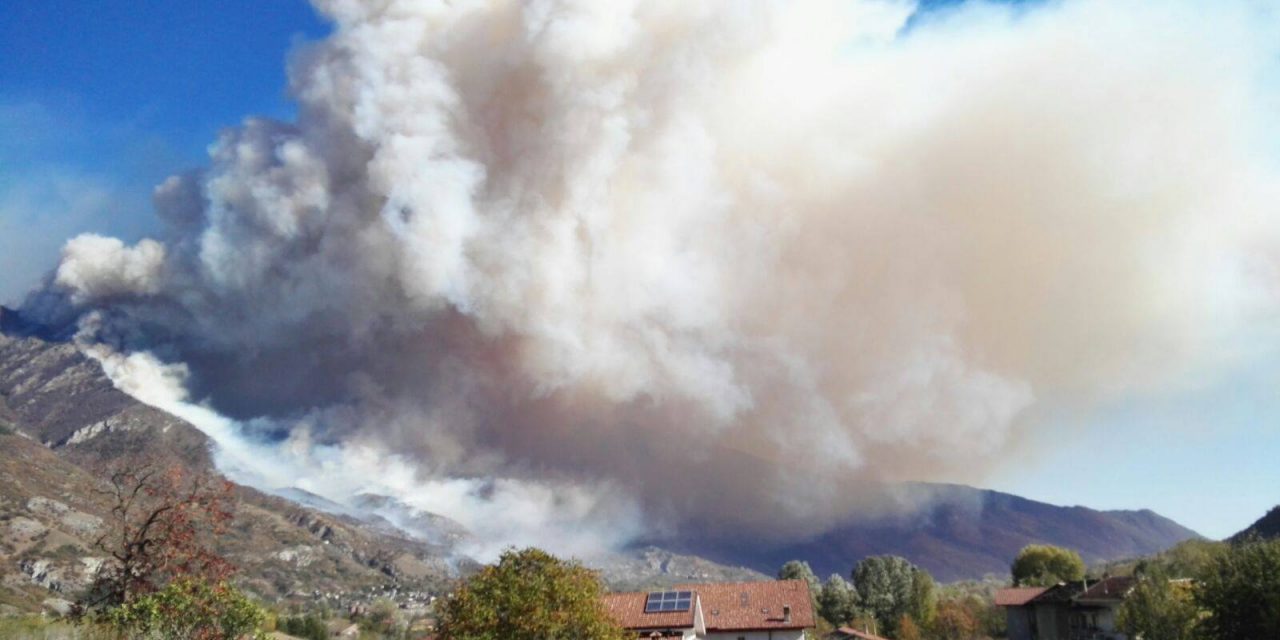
[1231,505,1280,542]
[593,547,767,591]
[0,330,466,615]
[0,320,1202,616]
[0,326,760,614]
[664,483,1201,583]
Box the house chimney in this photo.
[783,605,792,623]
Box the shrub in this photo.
[101,577,267,640]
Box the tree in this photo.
[1195,537,1280,640]
[1116,569,1199,640]
[1010,544,1085,587]
[779,560,822,596]
[931,599,979,640]
[83,459,235,610]
[817,574,858,627]
[102,577,267,640]
[851,555,934,637]
[436,547,627,640]
[896,614,923,640]
[906,566,936,628]
[1135,539,1223,579]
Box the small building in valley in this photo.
[826,626,890,640]
[996,576,1136,640]
[603,579,815,640]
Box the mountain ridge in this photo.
[0,323,1202,615]
[1232,505,1280,542]
[0,330,462,614]
[0,328,766,613]
[661,483,1200,582]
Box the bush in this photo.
[101,577,267,640]
[279,614,328,640]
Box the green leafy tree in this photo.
[436,547,627,640]
[817,574,859,627]
[103,577,267,640]
[1010,544,1085,587]
[906,566,936,628]
[779,560,822,595]
[851,555,933,636]
[1135,539,1224,579]
[1116,569,1199,640]
[1195,537,1280,640]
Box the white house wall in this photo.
[704,630,805,640]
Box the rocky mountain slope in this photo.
[666,483,1201,582]
[0,324,768,614]
[0,330,465,615]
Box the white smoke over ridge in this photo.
[40,0,1280,548]
[78,332,644,560]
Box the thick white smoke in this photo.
[42,0,1280,548]
[78,333,644,560]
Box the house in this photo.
[827,626,890,640]
[603,579,816,640]
[996,576,1136,640]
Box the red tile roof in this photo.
[832,626,890,640]
[604,580,816,632]
[601,591,696,630]
[687,580,815,631]
[996,577,1137,607]
[1078,576,1137,602]
[994,586,1049,607]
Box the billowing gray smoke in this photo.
[36,0,1280,552]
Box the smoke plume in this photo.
[32,0,1280,552]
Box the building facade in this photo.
[996,576,1136,640]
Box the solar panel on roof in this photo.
[644,590,692,613]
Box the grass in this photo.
[0,616,114,640]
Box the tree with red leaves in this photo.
[81,457,236,611]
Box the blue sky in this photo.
[986,356,1280,539]
[0,0,328,304]
[1,0,1275,540]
